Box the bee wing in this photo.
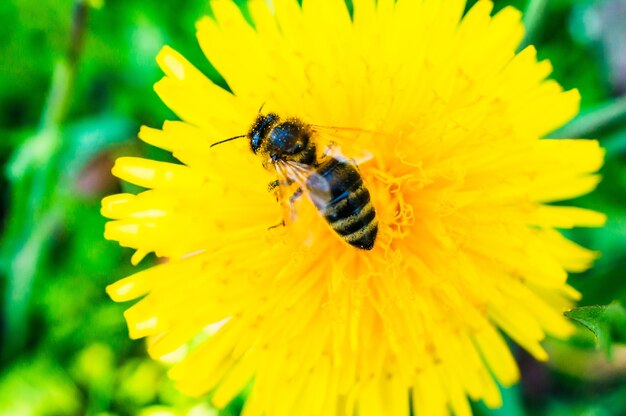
[310,124,377,141]
[276,160,333,209]
[272,162,306,225]
[310,124,386,167]
[322,143,373,167]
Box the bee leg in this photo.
[268,219,286,230]
[267,179,294,193]
[268,180,280,192]
[322,141,336,158]
[268,187,303,230]
[290,188,303,203]
[288,188,303,222]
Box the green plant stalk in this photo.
[41,0,89,129]
[553,95,626,139]
[1,0,90,361]
[519,0,549,50]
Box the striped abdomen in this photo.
[306,158,378,250]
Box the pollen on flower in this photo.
[102,0,605,415]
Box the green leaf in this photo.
[565,302,626,359]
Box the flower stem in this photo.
[552,96,626,139]
[41,0,89,129]
[519,0,549,50]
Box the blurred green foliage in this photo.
[0,0,625,415]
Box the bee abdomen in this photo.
[342,219,378,250]
[327,201,376,236]
[309,159,378,250]
[320,183,378,250]
[330,201,378,250]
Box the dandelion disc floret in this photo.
[102,0,605,414]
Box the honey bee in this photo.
[211,113,378,250]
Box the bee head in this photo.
[249,113,279,154]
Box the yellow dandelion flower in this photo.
[102,0,606,415]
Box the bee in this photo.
[211,113,378,250]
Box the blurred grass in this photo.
[0,0,625,415]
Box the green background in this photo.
[1,0,625,415]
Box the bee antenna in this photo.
[209,134,247,148]
[258,102,266,113]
